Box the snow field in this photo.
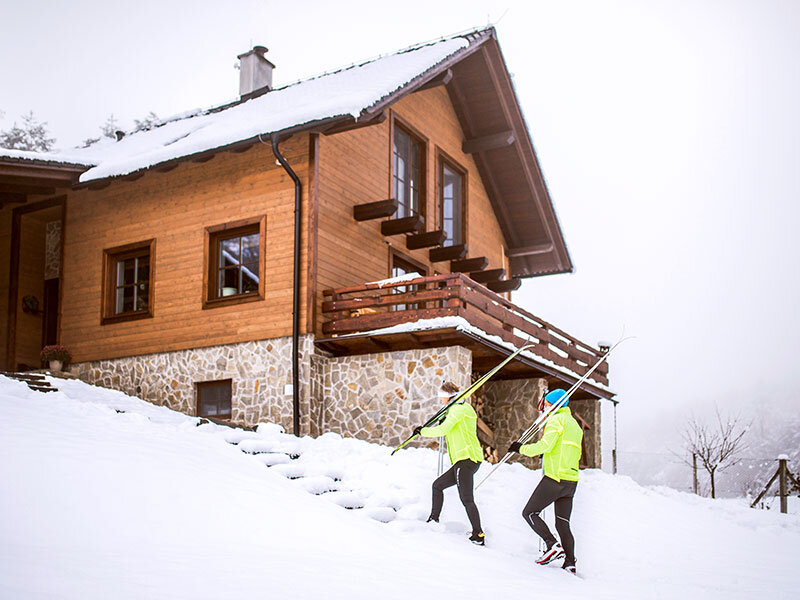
[1,375,799,599]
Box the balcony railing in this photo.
[321,273,608,386]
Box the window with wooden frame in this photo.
[204,217,266,308]
[439,157,465,247]
[101,239,155,325]
[391,252,427,311]
[197,379,232,419]
[392,120,426,219]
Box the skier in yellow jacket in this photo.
[415,382,485,545]
[507,388,583,574]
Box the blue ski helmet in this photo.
[544,388,568,407]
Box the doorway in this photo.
[5,197,65,371]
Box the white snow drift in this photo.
[1,375,798,600]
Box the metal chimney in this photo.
[237,45,275,99]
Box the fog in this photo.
[2,1,798,456]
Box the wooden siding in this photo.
[315,86,509,336]
[0,207,11,367]
[60,138,313,363]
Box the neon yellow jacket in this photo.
[520,407,583,482]
[420,403,483,465]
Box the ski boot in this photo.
[535,541,565,565]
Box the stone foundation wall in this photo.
[482,378,547,469]
[316,346,472,448]
[570,398,602,469]
[72,336,601,466]
[73,339,473,449]
[72,335,314,434]
[482,380,603,469]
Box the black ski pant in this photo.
[522,476,578,564]
[430,459,482,535]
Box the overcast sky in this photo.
[2,1,798,455]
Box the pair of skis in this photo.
[391,343,537,455]
[474,336,632,490]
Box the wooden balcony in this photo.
[318,273,611,398]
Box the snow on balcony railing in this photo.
[321,273,609,386]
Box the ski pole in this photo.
[475,336,632,490]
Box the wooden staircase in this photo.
[1,372,58,393]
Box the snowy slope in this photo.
[1,376,799,600]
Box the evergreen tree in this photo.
[82,114,120,147]
[133,111,159,132]
[0,111,56,152]
[100,114,119,139]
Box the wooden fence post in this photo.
[692,453,699,495]
[779,456,789,514]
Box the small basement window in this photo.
[197,379,232,419]
[102,239,155,325]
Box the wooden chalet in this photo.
[0,28,613,467]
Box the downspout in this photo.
[271,135,301,436]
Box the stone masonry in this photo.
[72,338,472,449]
[73,335,315,434]
[73,337,601,467]
[482,378,548,469]
[315,346,472,448]
[482,378,602,469]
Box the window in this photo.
[391,253,426,311]
[102,239,155,324]
[439,159,464,246]
[197,379,232,419]
[205,217,265,308]
[393,124,425,219]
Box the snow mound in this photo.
[1,375,799,599]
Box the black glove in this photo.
[508,441,523,454]
[413,426,423,437]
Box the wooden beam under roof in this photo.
[354,198,397,221]
[487,278,521,293]
[406,229,446,250]
[469,268,505,284]
[451,256,488,273]
[417,68,453,92]
[430,244,467,262]
[462,130,515,154]
[230,142,256,153]
[381,215,424,236]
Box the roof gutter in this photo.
[72,116,347,190]
[271,134,303,436]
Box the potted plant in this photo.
[40,345,71,372]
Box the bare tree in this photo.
[682,408,749,498]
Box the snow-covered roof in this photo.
[0,147,94,168]
[2,30,490,184]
